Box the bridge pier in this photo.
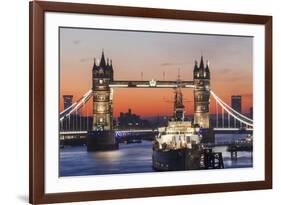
[87,130,118,151]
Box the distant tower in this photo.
[231,95,242,113]
[92,51,114,131]
[63,95,73,110]
[193,56,210,128]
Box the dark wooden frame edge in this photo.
[29,1,272,204]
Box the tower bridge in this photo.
[60,51,253,151]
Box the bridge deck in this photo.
[109,80,194,88]
[60,128,252,136]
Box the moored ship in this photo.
[152,87,224,171]
[152,87,203,171]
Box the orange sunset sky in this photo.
[59,27,253,118]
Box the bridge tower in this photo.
[92,50,113,131]
[193,56,210,128]
[87,50,117,151]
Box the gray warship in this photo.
[152,87,224,171]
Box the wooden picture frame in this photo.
[29,1,272,204]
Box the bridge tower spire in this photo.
[193,55,210,128]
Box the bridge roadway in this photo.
[109,80,194,88]
[59,128,253,137]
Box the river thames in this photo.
[59,134,253,177]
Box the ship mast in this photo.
[174,69,185,121]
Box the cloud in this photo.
[160,62,188,67]
[73,40,80,45]
[220,68,233,74]
[241,93,253,99]
[80,57,93,63]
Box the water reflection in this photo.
[60,136,253,177]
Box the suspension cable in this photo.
[210,91,253,123]
[211,91,253,127]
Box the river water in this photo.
[60,134,253,177]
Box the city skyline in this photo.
[60,27,253,117]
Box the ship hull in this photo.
[152,148,202,171]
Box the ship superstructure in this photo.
[154,87,201,151]
[152,87,203,170]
